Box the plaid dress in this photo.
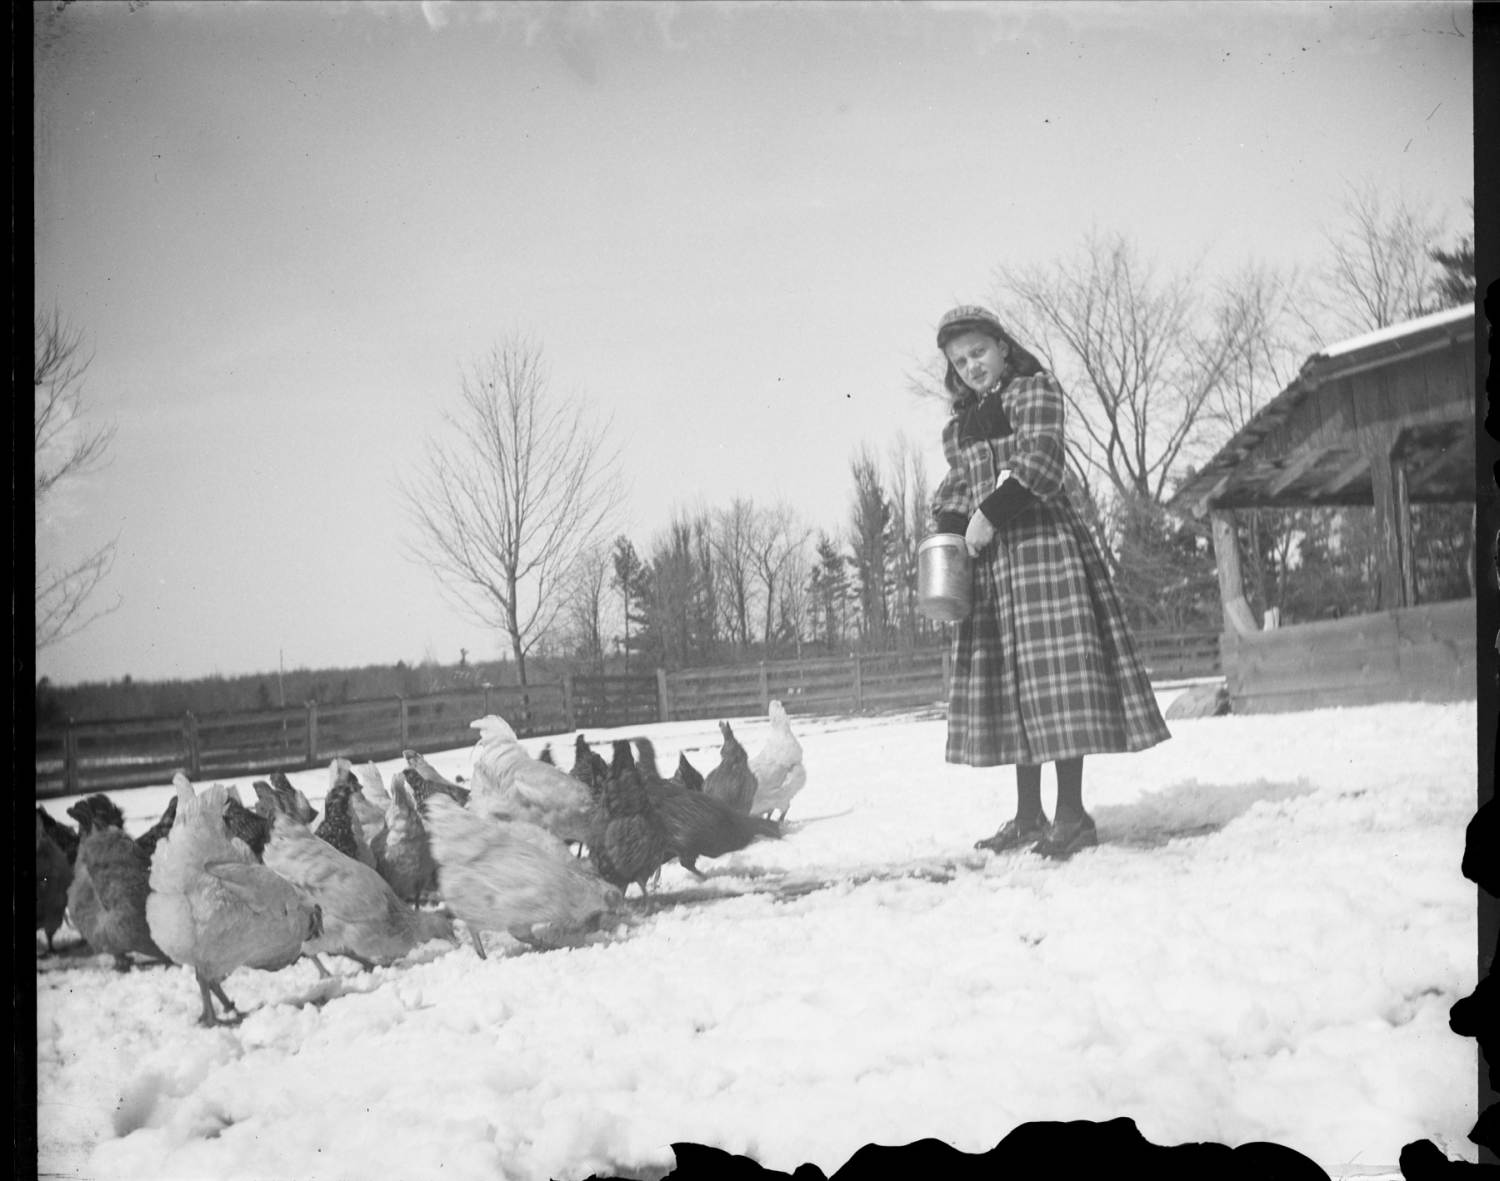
[930,371,1170,767]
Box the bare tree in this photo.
[564,542,614,673]
[991,230,1256,506]
[848,445,892,644]
[35,308,120,650]
[711,497,760,653]
[1317,182,1448,336]
[401,338,623,688]
[747,500,811,649]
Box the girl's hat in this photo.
[936,305,1007,350]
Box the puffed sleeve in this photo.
[997,371,1069,500]
[929,418,972,535]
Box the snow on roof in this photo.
[1315,302,1474,361]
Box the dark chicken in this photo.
[37,806,81,867]
[641,768,780,878]
[702,721,759,815]
[570,735,611,802]
[135,796,179,860]
[672,752,705,793]
[588,765,673,896]
[633,739,661,781]
[223,791,272,860]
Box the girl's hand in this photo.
[964,510,996,556]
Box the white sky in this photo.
[32,0,1474,685]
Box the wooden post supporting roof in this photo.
[1210,511,1260,634]
[1361,425,1411,611]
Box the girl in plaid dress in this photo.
[929,306,1170,860]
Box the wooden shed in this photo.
[1169,304,1476,713]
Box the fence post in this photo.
[562,673,577,731]
[758,662,769,713]
[851,654,864,713]
[63,718,80,796]
[398,696,410,748]
[182,711,202,775]
[306,700,318,764]
[482,683,493,717]
[656,668,670,723]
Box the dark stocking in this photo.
[1054,756,1085,824]
[1016,764,1044,826]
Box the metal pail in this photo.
[916,533,972,622]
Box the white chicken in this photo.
[260,795,454,970]
[422,794,622,958]
[353,761,392,809]
[748,699,808,823]
[146,774,322,1026]
[466,715,596,845]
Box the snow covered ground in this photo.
[34,688,1479,1180]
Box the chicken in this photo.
[570,735,611,802]
[223,788,272,860]
[66,807,170,971]
[331,758,388,854]
[749,700,808,823]
[66,793,127,834]
[538,744,555,766]
[36,815,73,953]
[260,797,454,970]
[423,793,623,958]
[634,738,662,780]
[673,752,705,793]
[467,715,595,845]
[404,749,467,795]
[353,761,392,809]
[400,765,469,808]
[702,721,759,815]
[587,765,673,897]
[314,778,377,868]
[641,765,781,878]
[135,796,178,861]
[373,774,436,907]
[146,775,323,1026]
[37,806,80,868]
[268,771,319,826]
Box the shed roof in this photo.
[1169,304,1475,516]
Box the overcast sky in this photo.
[33,0,1473,686]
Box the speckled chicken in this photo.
[703,721,759,815]
[260,796,454,970]
[423,793,623,957]
[570,734,611,802]
[374,773,436,907]
[315,778,377,868]
[36,814,73,953]
[468,715,595,845]
[146,775,323,1026]
[404,748,468,795]
[65,797,169,971]
[223,787,272,860]
[330,758,387,858]
[749,700,808,822]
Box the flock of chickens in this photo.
[35,701,809,1027]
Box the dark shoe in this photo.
[974,814,1050,854]
[1033,813,1098,860]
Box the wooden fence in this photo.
[35,631,1218,797]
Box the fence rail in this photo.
[35,632,1219,797]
